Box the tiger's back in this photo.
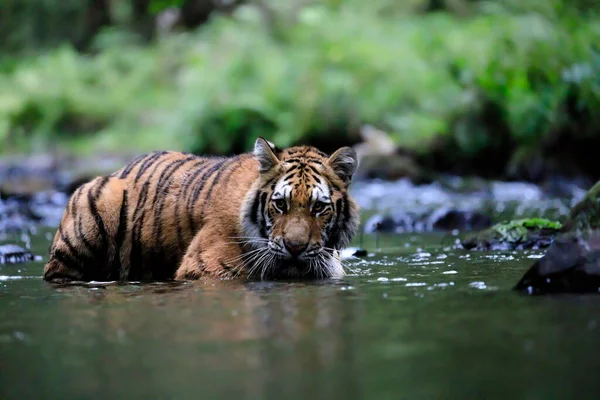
[44,150,259,281]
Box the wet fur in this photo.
[43,140,359,282]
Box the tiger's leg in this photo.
[175,225,247,280]
[44,177,125,283]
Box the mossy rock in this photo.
[462,218,562,251]
[562,181,600,232]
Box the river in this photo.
[1,179,600,399]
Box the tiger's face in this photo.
[241,138,359,280]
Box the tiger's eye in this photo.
[313,201,326,213]
[274,199,286,211]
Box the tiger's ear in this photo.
[254,137,280,174]
[327,147,358,185]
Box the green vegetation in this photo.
[462,218,562,250]
[1,0,600,178]
[492,218,563,241]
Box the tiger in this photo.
[43,138,360,282]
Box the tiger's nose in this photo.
[284,240,307,257]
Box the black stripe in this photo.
[128,181,150,278]
[189,159,227,210]
[326,199,343,248]
[70,185,85,220]
[134,151,167,184]
[115,189,129,247]
[307,164,320,176]
[219,157,245,187]
[175,160,208,253]
[76,216,98,256]
[249,191,261,226]
[94,176,110,196]
[187,159,227,231]
[129,210,146,280]
[52,248,85,275]
[197,157,241,222]
[342,194,351,222]
[285,157,323,163]
[87,177,110,250]
[152,157,197,249]
[112,189,129,279]
[118,153,149,179]
[260,176,279,190]
[180,160,210,199]
[259,192,268,238]
[283,172,296,181]
[151,156,197,209]
[128,159,166,279]
[58,225,88,270]
[220,262,233,272]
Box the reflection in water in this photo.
[1,277,366,399]
[2,232,600,399]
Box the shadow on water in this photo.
[2,230,600,399]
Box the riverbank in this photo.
[2,0,600,182]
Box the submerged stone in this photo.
[0,244,34,265]
[462,218,562,251]
[514,231,600,295]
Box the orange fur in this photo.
[43,139,359,282]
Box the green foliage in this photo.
[1,0,599,159]
[149,0,186,15]
[0,0,88,53]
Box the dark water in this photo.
[2,230,600,400]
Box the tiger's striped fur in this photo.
[43,138,359,282]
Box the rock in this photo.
[562,180,600,232]
[0,244,34,265]
[353,124,428,182]
[352,248,368,257]
[353,124,396,159]
[0,154,59,196]
[0,198,37,233]
[462,218,562,251]
[0,191,67,233]
[514,232,600,295]
[365,208,492,234]
[364,212,415,234]
[355,154,426,182]
[428,208,492,232]
[340,247,368,259]
[58,176,93,196]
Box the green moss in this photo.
[492,218,562,241]
[463,218,562,250]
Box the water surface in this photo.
[2,231,600,399]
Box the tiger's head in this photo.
[241,138,360,280]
